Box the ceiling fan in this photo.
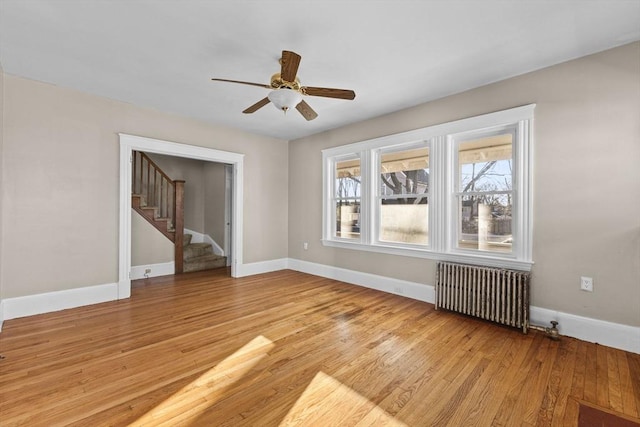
[211,50,356,121]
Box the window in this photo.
[334,155,361,240]
[377,145,430,246]
[322,105,534,270]
[454,128,514,254]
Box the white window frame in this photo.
[322,104,535,271]
[451,124,517,256]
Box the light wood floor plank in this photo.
[1,269,639,426]
[548,338,579,426]
[618,350,640,418]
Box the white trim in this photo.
[130,261,175,280]
[288,258,638,354]
[0,300,4,332]
[2,282,119,320]
[530,306,640,354]
[235,258,288,277]
[320,239,533,271]
[287,258,434,303]
[119,133,244,300]
[224,164,233,266]
[118,138,132,299]
[321,105,536,157]
[184,228,224,256]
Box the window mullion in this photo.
[371,149,381,245]
[323,154,333,240]
[515,118,533,261]
[360,149,372,245]
[430,136,448,253]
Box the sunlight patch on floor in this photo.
[279,371,407,426]
[131,335,274,426]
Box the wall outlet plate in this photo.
[580,276,593,292]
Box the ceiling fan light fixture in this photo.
[268,88,302,114]
[212,50,354,121]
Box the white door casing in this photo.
[119,134,244,299]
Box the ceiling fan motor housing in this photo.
[270,73,301,92]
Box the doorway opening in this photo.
[119,134,244,299]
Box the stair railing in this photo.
[132,151,185,273]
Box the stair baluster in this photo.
[131,151,185,273]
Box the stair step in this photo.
[184,254,226,273]
[183,234,193,246]
[131,194,146,208]
[140,206,159,217]
[183,243,213,259]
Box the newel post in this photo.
[174,180,185,274]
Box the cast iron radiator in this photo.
[435,261,530,333]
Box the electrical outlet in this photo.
[580,276,593,292]
[145,268,151,274]
[303,242,309,250]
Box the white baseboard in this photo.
[287,258,435,303]
[184,228,224,256]
[2,282,119,321]
[0,300,4,332]
[235,258,288,277]
[130,261,175,280]
[530,306,640,354]
[2,258,637,354]
[287,258,639,354]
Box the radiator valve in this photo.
[545,321,560,340]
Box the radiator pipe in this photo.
[529,320,560,340]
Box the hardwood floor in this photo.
[1,269,639,426]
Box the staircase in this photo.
[132,151,226,274]
[183,234,227,272]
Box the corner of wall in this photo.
[0,299,4,332]
[0,61,5,331]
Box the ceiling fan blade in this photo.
[211,78,271,89]
[281,50,301,82]
[302,86,356,100]
[296,100,318,121]
[243,97,271,114]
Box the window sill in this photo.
[321,239,533,271]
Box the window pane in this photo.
[459,194,512,252]
[380,147,429,196]
[459,134,512,192]
[379,197,428,245]
[336,199,360,239]
[336,158,361,198]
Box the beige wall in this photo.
[204,162,227,247]
[289,42,640,327]
[0,64,4,305]
[131,212,173,266]
[2,74,288,298]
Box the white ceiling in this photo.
[1,1,639,141]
